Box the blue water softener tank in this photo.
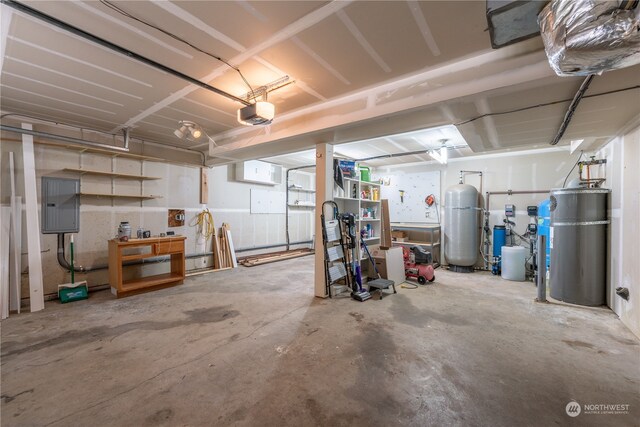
[492,225,506,274]
[537,199,551,268]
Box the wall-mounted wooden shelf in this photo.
[288,203,316,208]
[78,192,161,200]
[63,168,160,180]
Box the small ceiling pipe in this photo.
[1,124,130,152]
[2,114,208,166]
[355,144,467,162]
[123,128,130,150]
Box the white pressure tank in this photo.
[501,246,527,281]
[444,184,478,273]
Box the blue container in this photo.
[492,225,506,257]
[492,225,506,274]
[538,199,551,268]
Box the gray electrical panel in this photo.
[41,177,80,234]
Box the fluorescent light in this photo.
[570,139,585,154]
[428,146,448,165]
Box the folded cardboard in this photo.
[368,245,404,285]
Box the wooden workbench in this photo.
[108,236,186,298]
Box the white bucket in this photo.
[501,246,527,281]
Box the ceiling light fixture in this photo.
[428,139,448,164]
[174,120,216,147]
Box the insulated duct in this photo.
[538,0,640,76]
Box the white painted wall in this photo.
[375,147,582,264]
[208,165,315,251]
[597,125,640,338]
[0,139,314,300]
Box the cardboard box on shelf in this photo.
[391,230,407,239]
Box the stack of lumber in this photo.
[217,223,237,269]
[239,248,313,267]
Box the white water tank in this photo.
[501,246,527,281]
[444,184,478,272]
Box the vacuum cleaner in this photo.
[341,213,371,302]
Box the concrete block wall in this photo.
[0,139,314,300]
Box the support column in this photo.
[314,143,333,298]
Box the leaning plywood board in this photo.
[9,196,22,313]
[1,207,10,319]
[22,124,45,312]
[9,153,21,312]
[381,199,392,249]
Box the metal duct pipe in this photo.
[123,127,130,150]
[536,234,547,303]
[1,124,130,152]
[138,137,207,166]
[356,145,467,163]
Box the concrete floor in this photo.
[1,257,639,427]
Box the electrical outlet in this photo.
[168,209,185,227]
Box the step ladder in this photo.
[321,201,352,297]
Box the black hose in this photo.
[550,75,594,146]
[562,151,584,188]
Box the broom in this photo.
[58,235,88,303]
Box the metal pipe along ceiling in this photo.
[0,124,130,152]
